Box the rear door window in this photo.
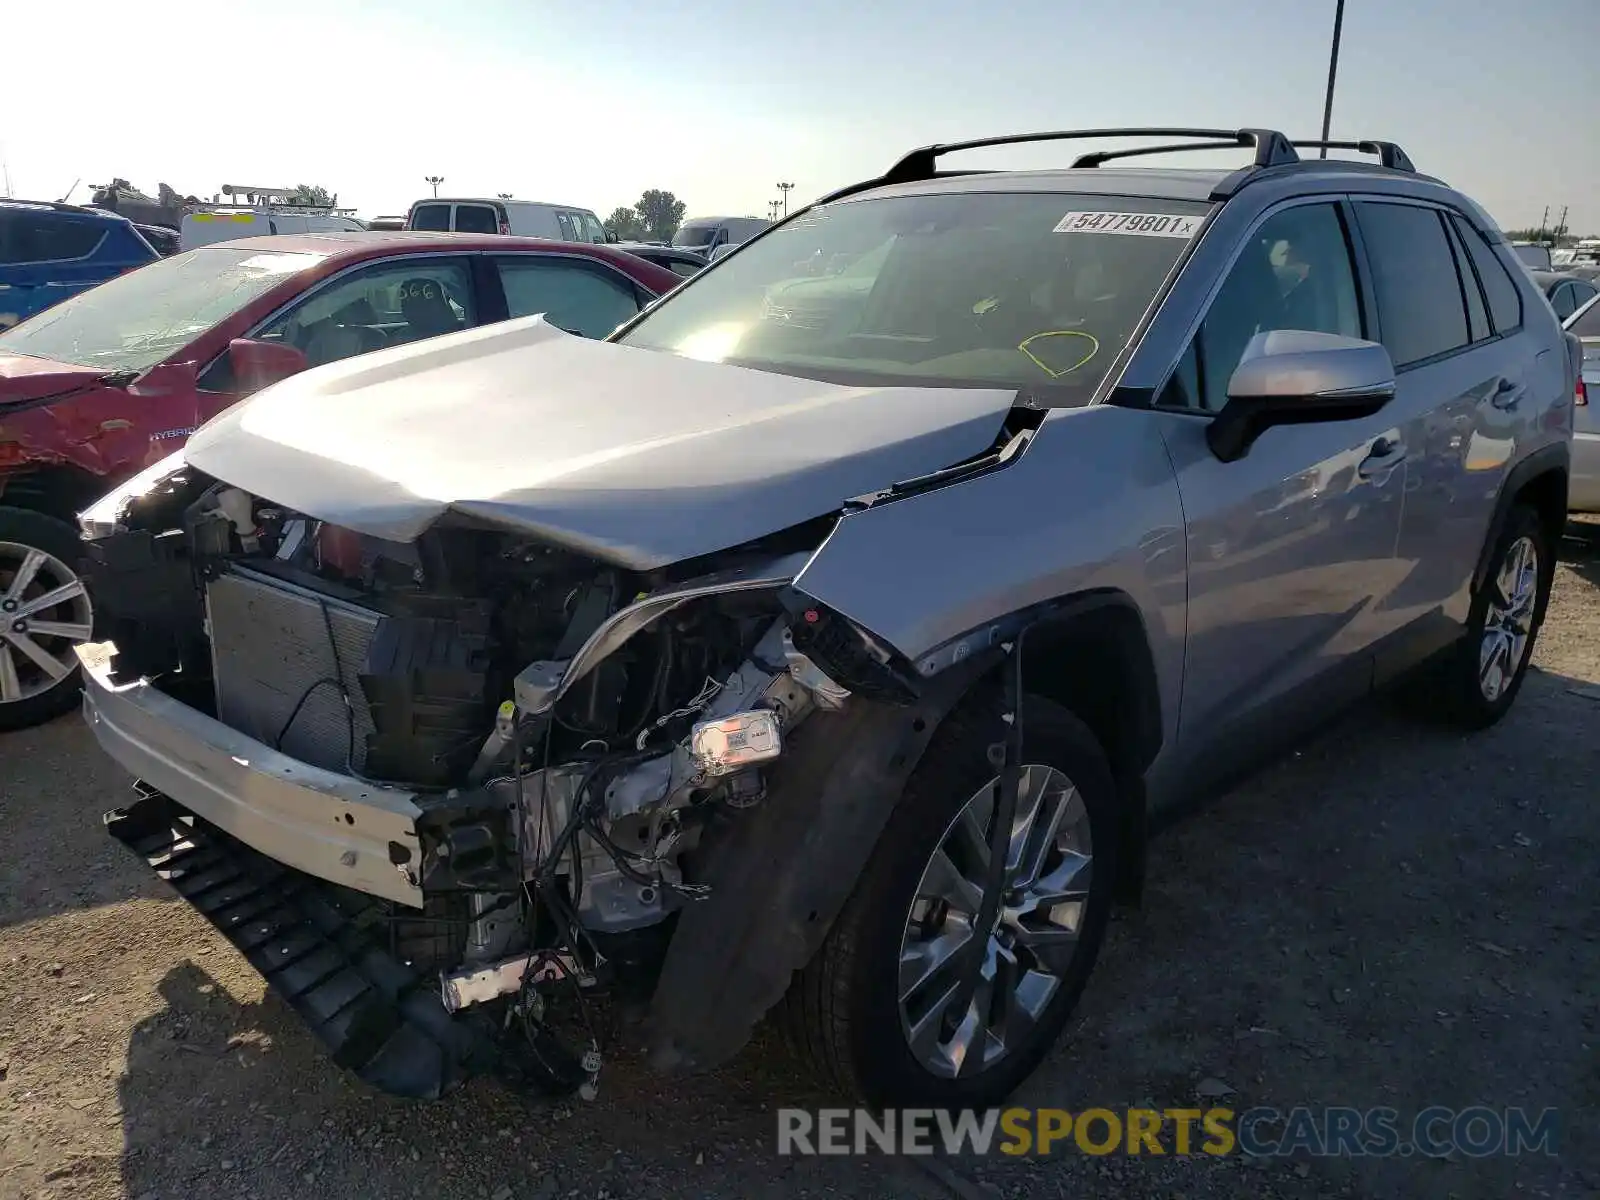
[1450,216,1522,334]
[494,255,642,337]
[408,203,452,232]
[455,204,499,234]
[1353,202,1471,368]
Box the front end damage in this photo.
[79,459,932,1098]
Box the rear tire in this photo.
[0,507,94,733]
[1434,503,1552,730]
[782,686,1119,1108]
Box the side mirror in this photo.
[1206,330,1396,463]
[229,337,308,393]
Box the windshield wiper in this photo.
[0,369,140,418]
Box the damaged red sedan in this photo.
[0,232,679,729]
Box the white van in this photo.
[404,198,611,243]
[179,207,366,251]
[672,215,770,256]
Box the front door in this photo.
[1151,198,1406,750]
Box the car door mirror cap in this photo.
[1207,330,1396,463]
[228,337,309,393]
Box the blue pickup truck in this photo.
[0,200,158,331]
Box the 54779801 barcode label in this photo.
[1052,211,1201,238]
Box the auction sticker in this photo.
[1053,211,1200,238]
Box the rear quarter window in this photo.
[1450,216,1522,334]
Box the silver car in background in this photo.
[1565,292,1599,512]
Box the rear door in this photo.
[1350,200,1532,655]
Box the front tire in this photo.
[783,687,1119,1108]
[1437,503,1552,729]
[0,508,95,732]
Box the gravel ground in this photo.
[3,522,1598,1200]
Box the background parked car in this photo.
[0,231,677,730]
[0,200,158,331]
[133,224,181,256]
[1510,241,1554,271]
[1528,270,1600,322]
[1566,293,1599,514]
[405,197,613,243]
[672,215,770,257]
[615,242,707,277]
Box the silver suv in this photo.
[76,128,1579,1109]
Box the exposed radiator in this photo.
[207,567,381,772]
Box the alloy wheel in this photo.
[897,763,1093,1079]
[1479,534,1539,703]
[0,540,94,706]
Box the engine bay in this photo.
[80,460,871,1091]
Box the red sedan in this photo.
[0,232,680,730]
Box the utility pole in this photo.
[1538,206,1550,243]
[776,181,795,217]
[425,175,445,198]
[1556,205,1569,242]
[1317,0,1346,157]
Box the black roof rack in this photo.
[812,128,1416,208]
[882,127,1300,184]
[1289,140,1415,172]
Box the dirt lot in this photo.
[3,527,1598,1200]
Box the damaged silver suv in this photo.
[76,128,1579,1108]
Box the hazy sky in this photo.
[5,0,1597,231]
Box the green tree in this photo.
[291,184,335,207]
[634,189,686,242]
[605,206,645,241]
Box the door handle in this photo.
[1358,436,1407,478]
[1491,379,1525,411]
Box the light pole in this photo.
[768,199,782,220]
[1317,0,1346,158]
[776,181,795,217]
[425,175,445,197]
[498,192,513,201]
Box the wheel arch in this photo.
[0,463,110,524]
[1472,443,1569,598]
[644,588,1162,1073]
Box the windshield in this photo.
[618,192,1209,394]
[673,222,717,248]
[0,247,323,371]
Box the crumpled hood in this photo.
[183,316,1017,569]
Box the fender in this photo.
[646,591,1162,1071]
[1470,441,1569,595]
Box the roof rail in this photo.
[1071,139,1261,168]
[812,128,1299,206]
[882,128,1300,183]
[1289,140,1415,172]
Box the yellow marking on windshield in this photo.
[1018,330,1100,378]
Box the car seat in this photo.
[399,279,461,341]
